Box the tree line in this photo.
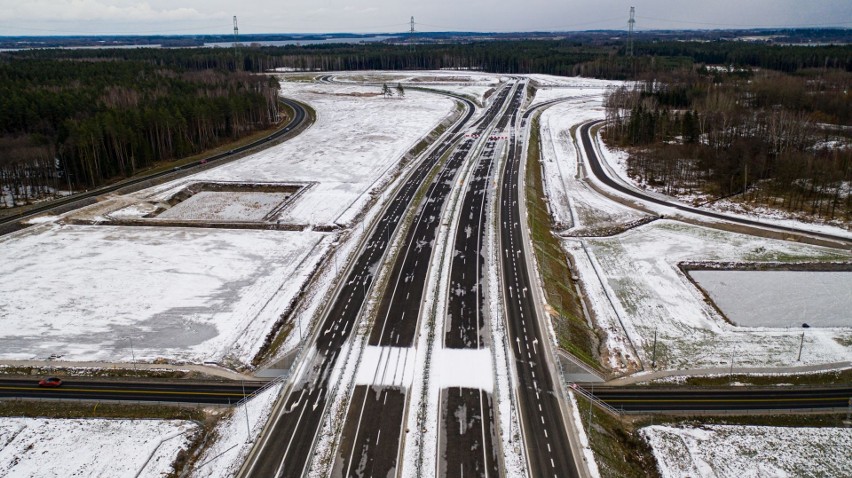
[17,39,850,78]
[0,54,281,207]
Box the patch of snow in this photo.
[192,381,283,478]
[158,191,291,222]
[564,221,852,372]
[690,270,852,327]
[536,95,647,234]
[24,215,61,224]
[0,224,331,365]
[0,417,197,478]
[641,424,852,478]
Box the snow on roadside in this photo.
[535,93,647,233]
[641,424,852,478]
[0,417,197,478]
[564,220,852,372]
[191,381,283,478]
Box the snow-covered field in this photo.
[0,76,456,368]
[642,424,852,478]
[327,70,504,106]
[158,191,292,222]
[564,221,852,371]
[0,224,331,364]
[141,81,455,227]
[690,270,852,327]
[0,417,196,478]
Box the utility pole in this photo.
[797,331,805,361]
[233,16,240,69]
[627,7,635,57]
[651,327,658,368]
[409,16,416,50]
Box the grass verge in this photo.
[573,395,660,478]
[645,368,852,387]
[575,392,849,478]
[525,113,602,371]
[0,399,208,421]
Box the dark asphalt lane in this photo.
[439,388,500,478]
[0,378,263,405]
[579,121,851,246]
[243,94,478,478]
[436,83,525,477]
[496,99,581,478]
[589,385,852,412]
[369,85,516,349]
[333,385,406,478]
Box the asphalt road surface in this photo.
[333,385,406,478]
[590,385,852,412]
[497,98,582,478]
[438,388,500,478]
[0,378,263,405]
[437,83,525,478]
[241,93,477,478]
[579,121,851,246]
[333,83,518,478]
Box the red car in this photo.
[38,377,63,387]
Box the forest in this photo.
[603,66,850,221]
[0,53,281,208]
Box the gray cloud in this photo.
[0,0,848,35]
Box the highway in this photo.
[435,82,525,478]
[496,95,584,478]
[0,378,263,405]
[0,97,309,235]
[579,121,851,246]
[240,91,478,478]
[332,83,518,478]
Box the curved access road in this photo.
[579,121,851,247]
[0,97,310,235]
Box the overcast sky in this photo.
[0,0,849,36]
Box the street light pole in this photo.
[797,331,805,361]
[242,380,251,443]
[127,337,137,373]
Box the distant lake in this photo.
[689,270,852,328]
[205,36,398,47]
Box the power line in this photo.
[636,15,852,29]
